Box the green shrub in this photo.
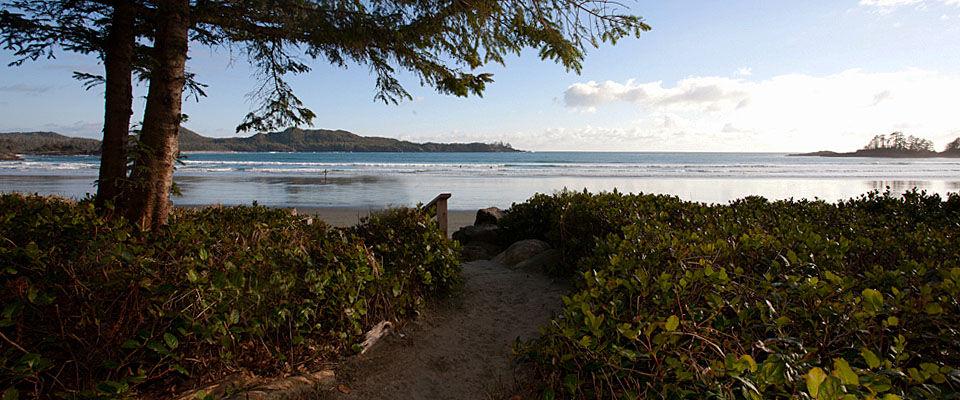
[513,190,960,399]
[499,189,687,275]
[0,194,460,398]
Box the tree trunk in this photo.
[124,0,189,230]
[95,0,136,210]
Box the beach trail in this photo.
[329,260,568,399]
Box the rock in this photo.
[474,207,504,226]
[452,224,499,244]
[460,241,502,261]
[0,151,21,161]
[499,239,551,266]
[513,249,562,273]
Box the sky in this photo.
[2,0,960,152]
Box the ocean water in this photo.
[1,152,959,209]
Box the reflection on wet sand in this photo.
[0,174,97,198]
[3,174,960,210]
[868,180,933,193]
[174,174,389,186]
[172,174,409,208]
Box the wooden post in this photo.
[423,193,452,238]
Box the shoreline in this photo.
[177,204,478,232]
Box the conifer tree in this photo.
[3,0,651,229]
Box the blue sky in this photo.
[2,0,960,151]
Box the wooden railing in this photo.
[422,193,451,238]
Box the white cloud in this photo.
[859,0,922,6]
[36,121,103,139]
[859,0,960,11]
[0,83,56,94]
[562,69,960,151]
[736,67,753,76]
[564,77,750,113]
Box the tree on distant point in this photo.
[945,137,960,153]
[3,0,651,230]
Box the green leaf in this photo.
[833,358,858,386]
[164,333,179,350]
[787,250,799,265]
[881,395,901,400]
[805,367,827,398]
[759,358,787,384]
[861,348,881,369]
[818,376,843,399]
[862,288,883,313]
[563,374,580,394]
[665,315,680,332]
[739,355,758,373]
[542,387,555,400]
[3,387,19,400]
[579,336,593,348]
[171,363,189,375]
[3,301,23,319]
[924,303,943,315]
[186,269,199,283]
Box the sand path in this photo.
[329,260,568,399]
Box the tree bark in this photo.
[95,0,136,210]
[124,0,189,230]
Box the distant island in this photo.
[0,131,101,160]
[790,132,960,158]
[0,127,521,159]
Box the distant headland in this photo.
[0,127,522,158]
[790,132,960,158]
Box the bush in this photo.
[499,189,687,275]
[512,190,960,399]
[0,194,460,398]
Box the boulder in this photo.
[474,207,504,226]
[512,249,561,272]
[452,224,499,244]
[460,241,502,261]
[494,239,551,266]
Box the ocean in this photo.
[2,152,959,210]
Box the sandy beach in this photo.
[179,204,479,233]
[297,206,478,232]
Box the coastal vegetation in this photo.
[178,127,520,153]
[1,0,650,230]
[0,128,519,156]
[944,138,960,154]
[0,193,460,398]
[501,189,959,398]
[792,131,960,158]
[0,132,100,156]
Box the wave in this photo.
[7,154,960,179]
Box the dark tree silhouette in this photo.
[3,0,651,230]
[945,137,960,153]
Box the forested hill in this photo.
[179,127,521,152]
[0,131,101,157]
[0,128,522,156]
